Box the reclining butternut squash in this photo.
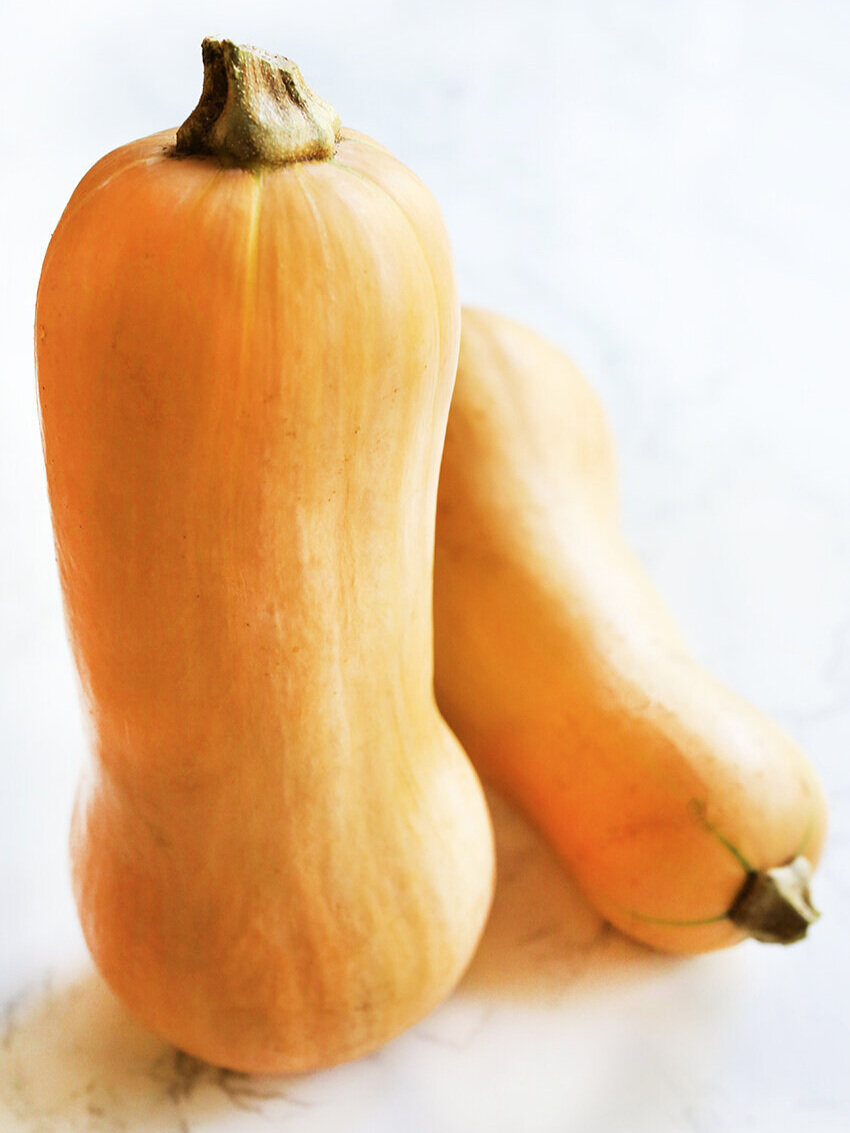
[434,308,826,953]
[36,40,494,1073]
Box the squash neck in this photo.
[175,38,340,169]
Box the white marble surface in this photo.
[1,1,849,1130]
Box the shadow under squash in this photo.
[0,970,301,1131]
[459,789,681,1001]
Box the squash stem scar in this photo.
[792,807,816,859]
[618,907,729,928]
[688,798,752,873]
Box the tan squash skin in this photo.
[434,308,826,953]
[36,43,494,1073]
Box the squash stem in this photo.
[176,38,340,169]
[728,856,819,944]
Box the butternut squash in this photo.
[434,308,825,953]
[36,40,494,1073]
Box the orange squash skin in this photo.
[36,130,494,1072]
[434,308,826,953]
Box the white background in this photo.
[1,1,849,1130]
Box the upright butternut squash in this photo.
[434,308,825,953]
[36,40,494,1073]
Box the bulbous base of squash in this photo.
[728,856,819,944]
[69,744,495,1075]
